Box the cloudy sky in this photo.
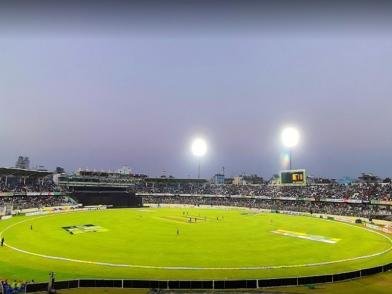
[0,2,391,178]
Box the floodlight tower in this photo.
[281,127,300,170]
[191,137,207,179]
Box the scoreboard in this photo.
[280,169,306,185]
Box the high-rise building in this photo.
[15,156,30,169]
[212,173,225,185]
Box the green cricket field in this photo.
[0,207,391,282]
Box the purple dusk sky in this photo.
[0,2,392,178]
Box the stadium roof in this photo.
[0,167,52,177]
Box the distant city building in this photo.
[224,178,234,184]
[233,176,246,186]
[242,174,264,185]
[307,175,335,184]
[15,156,30,169]
[211,173,225,185]
[117,166,132,175]
[337,176,355,185]
[383,177,392,183]
[55,167,65,174]
[358,173,380,184]
[233,174,263,185]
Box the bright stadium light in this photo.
[191,138,207,157]
[281,127,300,170]
[281,127,300,148]
[191,137,207,179]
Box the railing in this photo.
[25,262,392,292]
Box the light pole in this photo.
[281,127,299,170]
[191,137,207,179]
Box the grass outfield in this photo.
[0,207,391,282]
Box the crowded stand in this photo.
[137,180,392,219]
[0,167,75,215]
[142,194,391,219]
[135,181,392,202]
[1,280,27,294]
[0,195,76,211]
[0,176,58,193]
[0,162,392,220]
[1,180,390,219]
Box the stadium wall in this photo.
[25,262,392,292]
